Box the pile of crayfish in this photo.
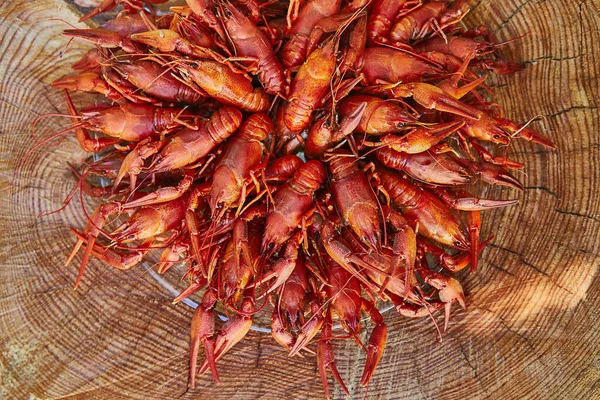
[30,0,555,396]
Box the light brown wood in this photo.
[1,1,599,399]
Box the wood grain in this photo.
[1,0,599,399]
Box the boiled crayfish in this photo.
[21,0,556,397]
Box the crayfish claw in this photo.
[63,28,140,53]
[317,339,349,399]
[189,290,218,387]
[360,322,387,386]
[317,308,349,399]
[201,338,219,384]
[390,82,484,119]
[68,202,121,289]
[173,277,207,304]
[198,291,254,377]
[289,300,324,357]
[271,309,295,351]
[498,117,557,149]
[359,299,387,386]
[461,160,524,190]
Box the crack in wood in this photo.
[488,244,578,296]
[457,339,491,395]
[520,259,550,277]
[577,247,599,257]
[554,209,600,224]
[410,352,425,389]
[496,318,548,368]
[473,305,548,368]
[495,0,535,32]
[489,243,550,277]
[491,263,516,276]
[458,343,476,372]
[524,54,583,63]
[469,0,484,15]
[523,186,559,198]
[176,386,190,399]
[1,286,72,301]
[508,149,556,156]
[547,105,599,119]
[489,243,521,257]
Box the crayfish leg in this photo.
[467,210,481,273]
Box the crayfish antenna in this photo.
[196,208,227,278]
[37,164,87,219]
[12,121,87,186]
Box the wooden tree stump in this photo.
[1,1,598,399]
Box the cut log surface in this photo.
[1,0,599,399]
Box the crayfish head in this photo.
[260,238,278,259]
[149,138,191,173]
[51,71,107,93]
[210,166,242,215]
[453,230,471,251]
[475,41,496,57]
[463,115,511,145]
[340,312,361,336]
[113,208,161,243]
[346,203,382,252]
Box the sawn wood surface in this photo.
[1,0,599,399]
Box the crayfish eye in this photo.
[454,241,462,247]
[267,242,275,250]
[128,234,135,240]
[493,134,504,140]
